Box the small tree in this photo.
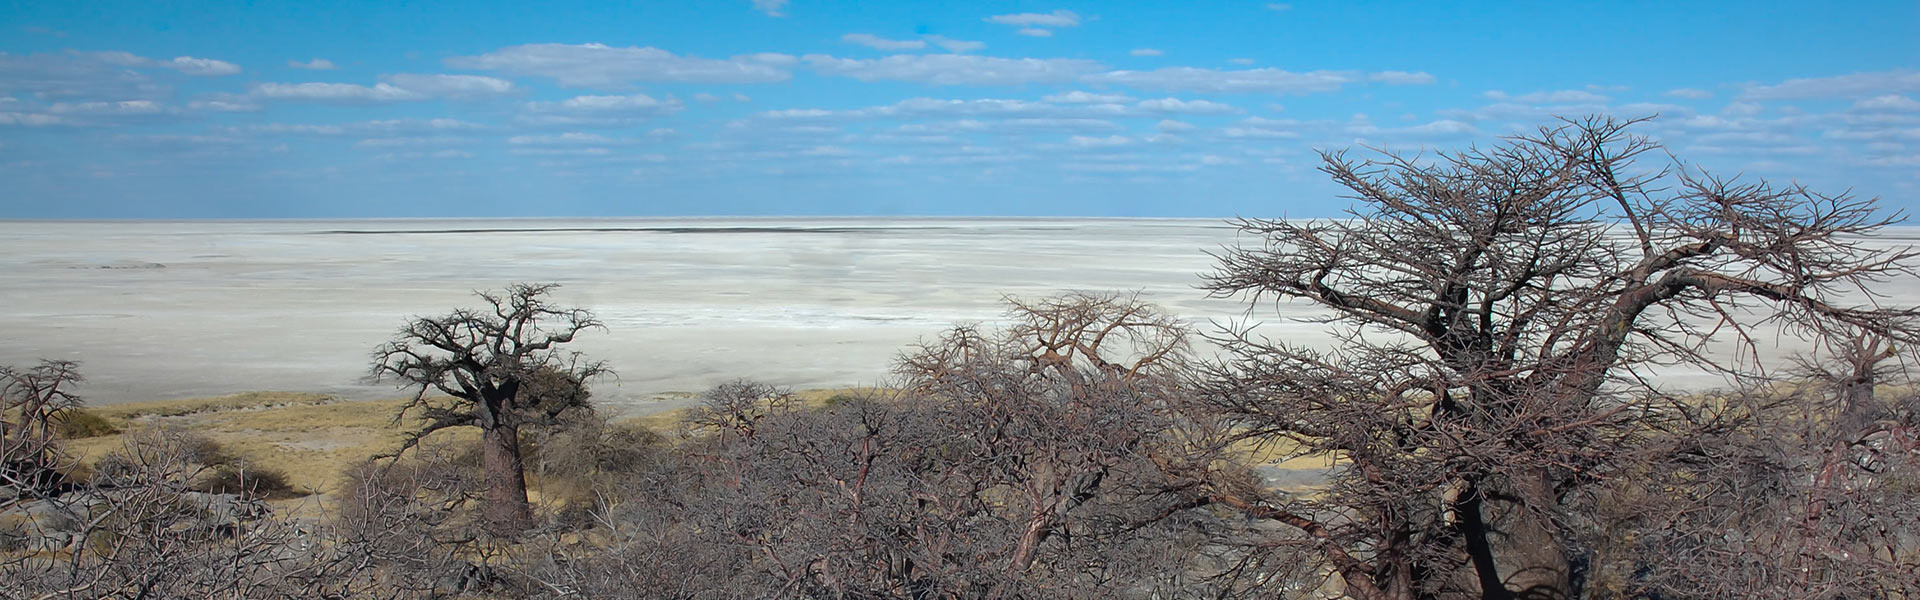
[1,360,84,497]
[370,283,609,534]
[1199,116,1920,599]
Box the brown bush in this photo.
[191,462,303,500]
[51,408,118,438]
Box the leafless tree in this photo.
[3,427,386,600]
[369,282,610,535]
[523,293,1252,599]
[1197,116,1920,599]
[1583,332,1920,598]
[331,442,503,597]
[2,360,85,498]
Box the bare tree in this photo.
[369,282,610,535]
[523,293,1244,599]
[1585,332,1920,598]
[1197,116,1920,599]
[2,360,84,498]
[3,427,384,600]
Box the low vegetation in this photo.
[4,116,1918,599]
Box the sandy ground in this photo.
[3,217,1915,413]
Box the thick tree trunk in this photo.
[1484,468,1573,600]
[480,423,533,535]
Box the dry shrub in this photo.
[191,462,302,500]
[4,426,377,599]
[524,411,665,516]
[50,408,118,438]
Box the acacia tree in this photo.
[1197,116,1920,599]
[370,283,609,534]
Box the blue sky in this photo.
[1,1,1915,218]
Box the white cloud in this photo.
[1085,67,1355,94]
[381,73,516,98]
[371,149,474,160]
[1220,116,1302,139]
[288,58,337,70]
[527,93,682,115]
[355,118,485,132]
[521,93,685,127]
[252,82,423,103]
[1350,119,1479,139]
[1228,58,1255,66]
[924,35,986,53]
[904,118,1122,133]
[1863,153,1920,167]
[234,118,482,136]
[1853,95,1920,113]
[90,51,242,76]
[0,98,185,127]
[231,123,347,135]
[47,100,169,115]
[509,132,626,146]
[804,54,1102,86]
[802,145,856,157]
[252,74,515,103]
[356,136,473,148]
[1824,123,1920,142]
[1664,88,1712,99]
[843,33,927,51]
[111,134,246,148]
[753,94,1244,131]
[1135,98,1240,114]
[446,43,794,87]
[0,111,64,126]
[1016,28,1054,38]
[160,56,242,76]
[1130,48,1164,57]
[188,95,260,112]
[1067,135,1133,148]
[889,97,1122,118]
[1722,101,1763,117]
[985,10,1081,27]
[1044,90,1133,104]
[756,95,1247,125]
[1485,89,1611,103]
[751,0,788,17]
[1156,119,1196,133]
[1743,70,1920,100]
[761,108,837,119]
[0,52,169,100]
[1369,71,1436,85]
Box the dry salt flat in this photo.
[3,217,1915,414]
[0,218,1269,411]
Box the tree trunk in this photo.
[1483,468,1572,600]
[480,422,533,535]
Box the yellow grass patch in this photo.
[61,392,466,495]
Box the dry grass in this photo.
[55,388,890,496]
[62,392,469,496]
[54,385,1330,498]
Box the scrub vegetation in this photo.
[4,117,1918,599]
